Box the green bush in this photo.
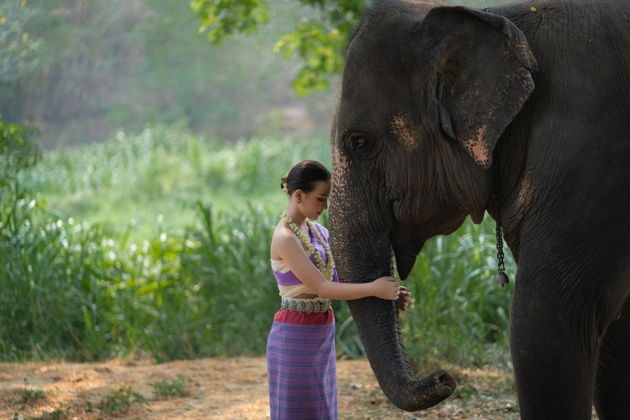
[2,125,515,369]
[403,220,515,368]
[98,385,145,414]
[18,388,46,407]
[152,375,189,398]
[22,126,330,237]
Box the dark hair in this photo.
[281,160,331,195]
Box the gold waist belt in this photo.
[280,297,331,313]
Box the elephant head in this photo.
[330,0,536,412]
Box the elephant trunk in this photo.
[330,147,455,410]
[348,296,456,411]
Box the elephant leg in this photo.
[510,278,599,420]
[594,294,630,419]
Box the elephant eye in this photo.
[350,132,368,149]
[344,130,381,161]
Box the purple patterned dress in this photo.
[267,222,339,420]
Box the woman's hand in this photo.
[396,286,411,311]
[372,276,401,300]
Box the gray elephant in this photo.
[329,0,630,419]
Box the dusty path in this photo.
[1,357,520,419]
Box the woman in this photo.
[267,160,410,420]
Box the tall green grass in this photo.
[24,125,330,237]
[0,197,275,361]
[2,125,515,368]
[403,221,515,369]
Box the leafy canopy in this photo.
[0,1,41,82]
[190,0,366,96]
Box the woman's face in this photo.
[298,180,331,221]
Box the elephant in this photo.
[329,0,630,418]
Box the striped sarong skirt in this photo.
[266,308,337,420]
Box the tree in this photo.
[0,0,342,146]
[0,1,42,125]
[0,1,41,83]
[191,0,508,96]
[191,0,366,96]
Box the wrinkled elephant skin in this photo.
[330,1,630,419]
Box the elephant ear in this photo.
[418,7,537,168]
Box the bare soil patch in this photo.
[1,357,520,419]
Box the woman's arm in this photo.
[275,231,400,301]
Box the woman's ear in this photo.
[417,6,537,168]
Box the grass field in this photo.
[24,126,329,236]
[2,125,516,371]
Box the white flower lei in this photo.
[281,210,335,282]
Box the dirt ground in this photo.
[0,356,522,419]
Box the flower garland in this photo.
[281,210,335,282]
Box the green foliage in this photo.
[403,220,515,368]
[274,19,346,95]
[0,200,200,361]
[2,1,334,146]
[182,203,279,356]
[0,119,39,188]
[4,126,515,369]
[152,375,189,398]
[192,0,365,95]
[30,406,71,420]
[0,126,331,361]
[18,388,46,407]
[23,126,329,235]
[98,386,146,414]
[193,0,512,95]
[1,0,517,146]
[273,0,365,95]
[0,1,41,82]
[191,0,269,43]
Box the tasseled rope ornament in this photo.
[494,155,509,287]
[495,223,509,287]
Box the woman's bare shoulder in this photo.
[272,222,294,242]
[271,223,300,257]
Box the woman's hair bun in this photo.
[282,160,330,196]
